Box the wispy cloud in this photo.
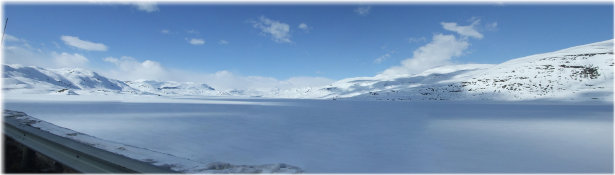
[4,45,51,67]
[52,52,89,68]
[161,29,170,34]
[408,37,427,43]
[188,38,205,45]
[298,23,311,32]
[132,2,159,13]
[3,34,22,42]
[251,16,292,43]
[441,18,483,39]
[218,40,229,45]
[3,36,89,69]
[354,6,371,16]
[52,41,61,49]
[485,22,498,31]
[187,29,199,34]
[374,53,391,64]
[2,34,34,50]
[61,35,108,51]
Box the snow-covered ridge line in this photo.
[2,64,221,96]
[3,64,138,95]
[3,39,613,101]
[3,110,303,173]
[293,39,613,101]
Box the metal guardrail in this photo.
[3,112,178,173]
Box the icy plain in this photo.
[3,95,613,173]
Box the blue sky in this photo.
[2,3,613,90]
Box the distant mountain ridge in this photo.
[124,80,221,96]
[3,39,613,101]
[2,65,219,96]
[3,65,137,95]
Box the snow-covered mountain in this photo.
[124,80,220,96]
[2,65,220,96]
[3,39,613,101]
[3,65,139,95]
[289,39,613,101]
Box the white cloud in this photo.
[485,22,498,31]
[378,34,469,77]
[187,29,199,34]
[188,38,205,45]
[52,41,61,49]
[103,57,119,64]
[219,40,229,45]
[102,56,167,81]
[3,45,51,67]
[52,52,89,68]
[3,42,89,68]
[298,23,311,32]
[374,53,391,64]
[354,6,371,16]
[3,35,44,67]
[21,42,33,49]
[252,16,292,43]
[61,35,108,51]
[101,56,333,90]
[3,34,32,48]
[4,36,87,68]
[441,19,483,39]
[132,2,159,13]
[3,34,21,42]
[408,37,427,43]
[161,29,170,34]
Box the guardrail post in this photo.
[19,147,35,171]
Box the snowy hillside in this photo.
[3,40,613,101]
[3,65,139,95]
[292,39,614,101]
[2,65,221,97]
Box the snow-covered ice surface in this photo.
[3,107,302,173]
[3,95,612,173]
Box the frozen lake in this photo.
[4,98,613,173]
